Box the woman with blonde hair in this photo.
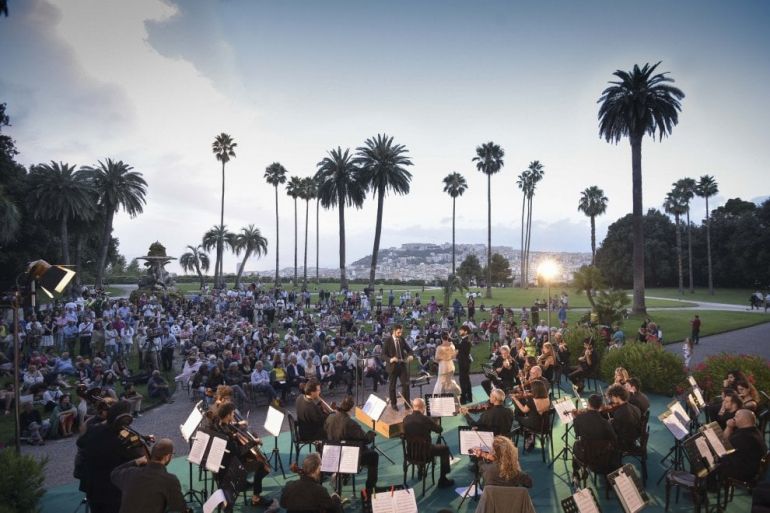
[614,367,630,386]
[472,435,533,488]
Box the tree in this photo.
[0,184,20,246]
[300,176,317,288]
[696,174,719,295]
[516,169,530,287]
[180,245,211,289]
[264,162,287,287]
[573,264,606,309]
[663,188,688,294]
[315,147,366,290]
[441,274,467,311]
[577,186,609,264]
[598,61,684,314]
[472,141,505,298]
[522,161,544,288]
[202,226,234,285]
[212,133,237,288]
[483,253,512,285]
[442,172,468,275]
[232,225,268,289]
[286,176,303,287]
[82,159,147,288]
[457,254,483,286]
[674,177,697,293]
[27,162,95,266]
[355,134,413,291]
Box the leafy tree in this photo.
[663,187,688,293]
[442,172,468,275]
[573,264,606,309]
[286,176,303,287]
[441,274,467,310]
[355,134,413,291]
[598,62,684,314]
[472,141,505,297]
[0,185,19,246]
[180,245,211,289]
[212,133,237,288]
[522,161,545,288]
[232,225,268,289]
[457,254,483,286]
[593,289,631,326]
[674,177,697,292]
[577,186,609,264]
[300,176,317,288]
[82,159,147,288]
[483,253,511,285]
[264,162,287,287]
[125,257,141,276]
[696,174,719,295]
[315,147,366,290]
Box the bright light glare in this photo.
[537,260,559,281]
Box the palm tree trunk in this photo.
[369,188,385,292]
[73,234,83,292]
[95,209,114,288]
[630,135,647,314]
[520,195,526,287]
[61,214,70,265]
[451,197,456,276]
[219,161,226,289]
[706,196,714,295]
[303,199,310,288]
[485,173,492,298]
[686,209,694,293]
[675,213,683,294]
[524,195,533,289]
[293,197,298,287]
[234,249,251,289]
[316,198,320,286]
[338,192,348,290]
[590,215,596,265]
[274,185,280,287]
[195,261,204,289]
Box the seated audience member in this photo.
[471,435,533,488]
[722,409,767,482]
[120,383,143,418]
[49,394,77,438]
[147,370,173,403]
[20,401,50,444]
[250,361,278,406]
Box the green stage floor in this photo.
[42,384,755,512]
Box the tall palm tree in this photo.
[696,174,719,295]
[264,162,288,287]
[516,170,531,287]
[212,133,237,288]
[472,141,505,298]
[27,161,95,265]
[442,172,468,276]
[523,161,544,288]
[355,134,413,291]
[598,61,685,314]
[202,226,235,286]
[663,189,688,294]
[674,177,697,293]
[300,176,317,289]
[577,185,609,264]
[0,185,20,246]
[179,244,211,289]
[286,176,303,287]
[315,147,367,290]
[232,225,268,289]
[82,159,147,288]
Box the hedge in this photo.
[691,353,770,402]
[600,342,687,396]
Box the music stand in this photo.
[179,402,207,506]
[369,484,416,513]
[264,405,286,478]
[656,408,689,484]
[607,464,649,513]
[425,393,457,458]
[457,426,494,509]
[320,441,362,497]
[561,487,603,513]
[361,393,395,464]
[550,395,577,467]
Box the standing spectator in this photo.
[63,320,79,356]
[159,327,177,372]
[690,314,701,345]
[682,337,694,370]
[79,316,94,357]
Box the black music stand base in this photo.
[436,417,454,459]
[457,460,482,511]
[657,439,685,485]
[71,497,89,513]
[184,438,207,507]
[268,436,286,479]
[371,419,395,465]
[550,423,574,468]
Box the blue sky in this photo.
[1,0,769,273]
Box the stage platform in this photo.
[40,384,756,513]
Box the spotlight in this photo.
[27,259,76,297]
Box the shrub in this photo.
[564,325,606,367]
[0,449,46,513]
[691,353,770,402]
[600,342,687,396]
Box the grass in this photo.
[639,287,758,306]
[625,310,770,344]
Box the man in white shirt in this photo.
[250,361,277,403]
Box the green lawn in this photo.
[624,310,770,344]
[640,287,758,306]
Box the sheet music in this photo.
[371,489,417,513]
[188,431,210,465]
[320,444,342,473]
[615,470,644,513]
[338,445,360,474]
[668,400,690,424]
[205,435,229,473]
[428,396,456,417]
[661,411,688,441]
[459,429,493,455]
[687,394,700,415]
[362,394,388,421]
[703,426,728,457]
[203,489,227,513]
[695,436,715,468]
[180,404,204,442]
[264,406,284,437]
[554,397,577,424]
[688,376,698,388]
[574,488,600,513]
[692,387,705,407]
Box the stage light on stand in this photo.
[27,259,76,298]
[537,259,560,328]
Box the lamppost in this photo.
[537,260,559,328]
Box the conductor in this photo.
[382,324,414,411]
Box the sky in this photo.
[2,0,769,274]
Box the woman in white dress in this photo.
[433,332,461,396]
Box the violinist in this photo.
[568,338,594,394]
[624,377,649,415]
[280,453,343,513]
[613,367,630,387]
[538,342,556,383]
[470,435,532,488]
[606,384,641,452]
[511,380,551,452]
[461,389,514,437]
[572,394,620,478]
[481,345,518,397]
[295,379,328,442]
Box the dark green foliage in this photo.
[691,353,770,402]
[601,342,687,396]
[0,449,46,513]
[482,253,512,285]
[563,325,606,367]
[593,289,631,326]
[457,254,483,286]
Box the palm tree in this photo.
[212,133,237,288]
[696,174,719,295]
[286,176,303,287]
[516,170,531,287]
[573,265,606,310]
[82,159,147,288]
[232,225,268,289]
[577,186,609,264]
[180,245,211,289]
[663,189,688,294]
[27,161,95,265]
[472,141,505,298]
[0,185,20,246]
[598,61,685,314]
[300,176,317,288]
[442,172,469,276]
[522,161,545,288]
[264,162,288,287]
[674,177,697,293]
[315,147,367,290]
[355,134,413,291]
[202,226,235,286]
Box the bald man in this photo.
[722,409,767,482]
[403,398,454,487]
[111,438,187,513]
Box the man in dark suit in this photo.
[607,384,642,452]
[280,453,343,513]
[572,394,620,478]
[457,325,473,404]
[625,377,650,415]
[285,355,306,393]
[722,409,767,482]
[295,379,327,441]
[403,398,455,487]
[461,389,514,436]
[324,396,378,496]
[111,438,187,513]
[382,324,414,411]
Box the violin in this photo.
[570,403,622,417]
[460,401,493,414]
[224,419,271,473]
[318,397,337,415]
[118,425,155,459]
